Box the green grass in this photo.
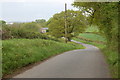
[73,33,118,78]
[73,38,106,48]
[85,25,99,32]
[79,33,106,42]
[2,39,84,76]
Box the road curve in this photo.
[14,40,111,78]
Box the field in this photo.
[2,39,84,76]
[79,26,106,43]
[79,33,106,42]
[73,33,118,78]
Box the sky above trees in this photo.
[0,0,77,22]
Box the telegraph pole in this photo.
[65,3,67,43]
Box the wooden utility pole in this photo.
[65,3,67,43]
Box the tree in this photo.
[35,19,46,27]
[0,20,6,29]
[0,20,13,39]
[22,22,40,32]
[35,19,46,23]
[47,10,87,41]
[73,2,119,50]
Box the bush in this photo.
[2,26,12,40]
[2,24,59,41]
[21,22,40,32]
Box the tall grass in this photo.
[2,39,84,76]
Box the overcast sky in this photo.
[0,0,78,22]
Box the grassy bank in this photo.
[73,33,118,78]
[2,39,84,77]
[79,33,106,42]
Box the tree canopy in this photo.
[47,10,87,41]
[0,20,6,28]
[35,19,46,27]
[73,2,119,50]
[22,22,40,32]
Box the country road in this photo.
[14,40,111,78]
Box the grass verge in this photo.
[73,37,118,78]
[2,39,84,77]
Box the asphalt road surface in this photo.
[14,40,111,78]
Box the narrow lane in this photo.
[14,41,110,78]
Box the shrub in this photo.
[2,26,12,40]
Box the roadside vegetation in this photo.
[73,33,118,78]
[2,39,84,76]
[1,19,85,77]
[1,1,118,78]
[72,2,119,78]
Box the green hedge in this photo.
[2,26,59,41]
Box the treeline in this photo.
[1,10,88,42]
[72,2,119,51]
[1,2,119,49]
[0,19,58,41]
[46,10,87,41]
